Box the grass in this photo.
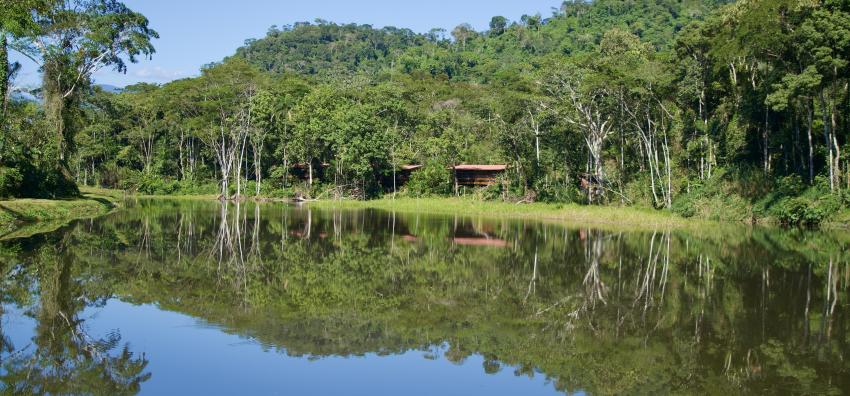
[122,189,847,232]
[308,197,730,232]
[134,193,220,201]
[121,191,745,232]
[827,208,850,229]
[0,187,122,239]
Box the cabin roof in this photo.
[290,162,331,169]
[401,165,423,170]
[453,165,508,171]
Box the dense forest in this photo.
[3,0,850,225]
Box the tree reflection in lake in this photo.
[1,199,849,394]
[0,231,149,394]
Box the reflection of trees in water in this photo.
[210,201,268,302]
[0,234,149,394]
[168,207,850,393]
[2,202,849,394]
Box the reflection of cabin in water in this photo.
[452,165,508,187]
[451,217,508,248]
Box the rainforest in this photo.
[2,1,850,395]
[2,0,850,226]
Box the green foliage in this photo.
[670,196,696,218]
[670,168,758,222]
[236,1,725,83]
[0,0,156,198]
[764,177,848,227]
[0,167,22,198]
[404,161,452,197]
[7,0,850,230]
[236,21,426,79]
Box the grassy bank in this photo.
[123,191,850,231]
[0,187,123,239]
[308,197,725,232]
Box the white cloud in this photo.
[132,66,185,81]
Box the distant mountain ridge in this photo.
[8,84,122,104]
[97,84,124,93]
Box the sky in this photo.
[11,0,562,88]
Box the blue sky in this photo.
[11,0,561,88]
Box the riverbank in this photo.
[314,198,850,231]
[308,197,717,231]
[122,191,850,231]
[0,187,122,239]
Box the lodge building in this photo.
[290,163,508,189]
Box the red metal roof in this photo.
[452,165,508,171]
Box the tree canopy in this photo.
[2,0,850,226]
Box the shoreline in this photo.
[0,188,122,240]
[128,193,850,231]
[306,197,728,233]
[6,188,848,235]
[128,193,710,230]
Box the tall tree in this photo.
[489,16,508,36]
[26,0,157,177]
[195,59,261,200]
[0,0,49,133]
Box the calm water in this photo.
[1,200,848,395]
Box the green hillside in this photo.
[235,0,729,82]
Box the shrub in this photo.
[18,164,78,198]
[671,197,696,218]
[405,162,451,197]
[534,179,579,203]
[0,167,23,198]
[776,194,842,227]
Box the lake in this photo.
[1,199,848,395]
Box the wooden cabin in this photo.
[453,165,507,187]
[397,165,422,185]
[381,165,423,190]
[289,162,329,181]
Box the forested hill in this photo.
[235,0,729,82]
[235,23,426,79]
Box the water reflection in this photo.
[0,233,149,394]
[1,199,849,394]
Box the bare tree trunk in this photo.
[832,108,841,192]
[807,100,815,184]
[529,108,541,166]
[282,146,288,189]
[235,137,245,200]
[763,105,770,174]
[179,128,186,181]
[821,92,835,191]
[189,137,196,178]
[663,131,672,208]
[454,166,459,197]
[253,139,262,197]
